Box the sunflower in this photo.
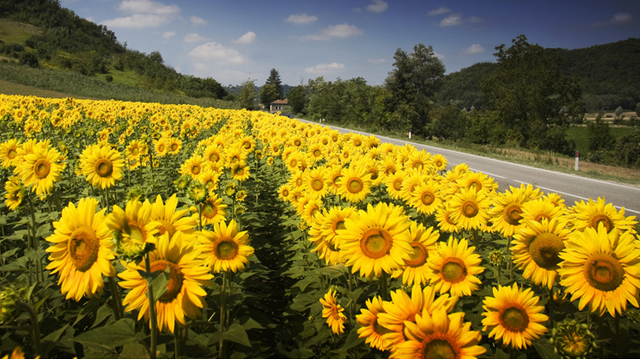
[520,197,566,224]
[489,185,529,237]
[118,231,213,333]
[303,167,328,200]
[432,153,447,172]
[149,194,198,241]
[168,137,183,155]
[197,168,221,192]
[153,137,169,157]
[196,193,227,226]
[384,171,406,200]
[399,171,425,204]
[394,222,439,287]
[325,164,344,195]
[45,198,116,301]
[17,145,66,197]
[435,205,459,233]
[80,144,124,189]
[409,180,443,216]
[448,187,491,231]
[108,198,158,260]
[512,218,571,289]
[392,307,485,359]
[426,237,484,296]
[0,139,21,168]
[356,296,390,351]
[481,283,549,350]
[336,165,372,203]
[558,226,640,317]
[458,171,498,193]
[3,176,23,211]
[230,162,251,182]
[379,285,457,351]
[567,197,637,234]
[180,155,205,180]
[319,288,347,335]
[337,202,413,278]
[200,220,254,273]
[550,320,596,359]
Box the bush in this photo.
[19,52,39,68]
[105,74,113,82]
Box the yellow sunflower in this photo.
[356,296,390,351]
[337,202,413,278]
[432,153,448,172]
[392,307,485,359]
[196,193,227,226]
[319,288,347,335]
[512,218,571,289]
[17,145,66,197]
[4,176,23,211]
[435,205,459,233]
[149,194,198,241]
[394,222,439,287]
[567,197,637,234]
[489,185,529,237]
[458,171,498,193]
[336,165,372,203]
[45,198,116,301]
[520,197,566,224]
[180,155,205,180]
[80,144,124,189]
[168,137,183,155]
[426,237,484,296]
[118,231,213,333]
[200,220,254,273]
[303,167,328,200]
[384,170,406,200]
[153,137,169,157]
[482,283,549,349]
[230,162,251,182]
[0,139,21,168]
[409,180,443,216]
[448,187,491,231]
[107,198,158,260]
[558,226,640,317]
[197,168,221,192]
[399,172,425,204]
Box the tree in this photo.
[482,35,582,153]
[588,114,615,152]
[265,69,283,99]
[286,85,308,114]
[238,80,256,110]
[385,44,445,136]
[259,84,279,110]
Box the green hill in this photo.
[437,38,640,112]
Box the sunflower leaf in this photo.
[221,323,252,347]
[74,318,141,351]
[149,268,170,301]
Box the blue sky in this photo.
[60,0,640,87]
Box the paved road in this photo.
[302,120,640,215]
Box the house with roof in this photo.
[269,99,288,114]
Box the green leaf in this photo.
[221,323,252,347]
[534,339,560,359]
[91,303,114,328]
[75,318,141,351]
[119,342,150,359]
[239,316,264,330]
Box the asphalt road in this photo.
[301,120,640,215]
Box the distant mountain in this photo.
[436,38,640,111]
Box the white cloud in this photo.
[440,14,462,26]
[190,15,207,25]
[611,12,633,25]
[300,23,364,41]
[284,13,318,25]
[162,31,175,39]
[118,0,179,15]
[233,31,257,44]
[304,62,345,74]
[184,33,209,43]
[465,44,485,54]
[367,0,388,13]
[367,58,386,65]
[428,6,451,16]
[188,42,247,65]
[102,0,180,28]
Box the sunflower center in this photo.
[347,178,364,193]
[404,242,428,267]
[216,240,239,260]
[202,202,218,219]
[311,178,323,191]
[334,220,347,232]
[158,144,166,152]
[534,213,551,223]
[393,179,403,191]
[461,200,479,218]
[501,306,529,333]
[442,258,467,283]
[313,149,321,157]
[34,158,51,179]
[583,253,624,292]
[170,143,178,151]
[423,339,457,359]
[95,158,113,178]
[360,229,393,259]
[68,227,100,272]
[156,219,176,237]
[468,180,482,192]
[209,152,220,162]
[504,203,522,225]
[131,147,139,156]
[529,232,565,270]
[7,148,17,159]
[205,179,215,191]
[191,164,201,175]
[149,260,184,303]
[421,191,435,206]
[435,160,443,168]
[589,214,613,233]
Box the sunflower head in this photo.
[551,320,596,359]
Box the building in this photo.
[269,99,288,114]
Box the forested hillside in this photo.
[0,0,230,100]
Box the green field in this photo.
[566,125,631,156]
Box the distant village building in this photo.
[269,99,288,113]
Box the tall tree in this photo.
[265,69,283,99]
[238,80,256,110]
[259,83,279,110]
[385,44,445,136]
[482,35,582,153]
[286,85,308,114]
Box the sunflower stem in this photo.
[144,253,158,359]
[615,314,622,359]
[16,301,42,358]
[507,237,514,282]
[26,192,42,284]
[219,270,228,359]
[108,276,124,321]
[379,271,389,301]
[174,326,181,359]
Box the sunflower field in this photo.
[0,94,639,359]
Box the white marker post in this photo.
[575,151,579,171]
[409,131,412,139]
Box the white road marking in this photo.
[469,168,506,179]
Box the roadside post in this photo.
[575,151,579,171]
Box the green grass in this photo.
[95,69,141,87]
[0,19,40,44]
[566,126,630,156]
